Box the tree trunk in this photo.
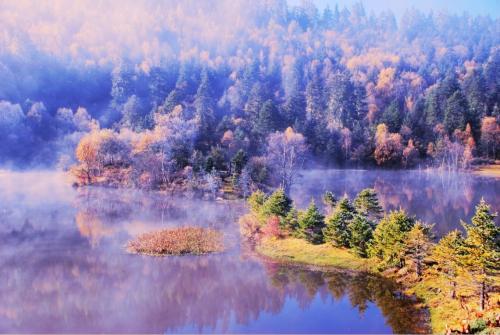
[450,280,456,299]
[480,280,485,311]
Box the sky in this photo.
[289,0,500,18]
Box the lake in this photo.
[0,169,497,333]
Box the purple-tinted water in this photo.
[0,169,496,333]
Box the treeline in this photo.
[240,188,499,326]
[0,2,499,169]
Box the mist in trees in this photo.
[0,0,498,173]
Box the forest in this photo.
[0,0,499,192]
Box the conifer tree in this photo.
[348,214,374,257]
[284,206,299,233]
[298,200,325,244]
[261,188,292,218]
[403,222,434,277]
[354,188,383,222]
[323,191,338,214]
[432,230,464,299]
[444,90,467,135]
[323,197,356,247]
[460,199,499,310]
[368,209,416,268]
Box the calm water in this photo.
[0,169,497,333]
[293,169,499,236]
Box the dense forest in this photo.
[0,0,499,190]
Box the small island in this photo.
[239,188,500,334]
[127,226,224,256]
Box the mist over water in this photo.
[0,170,495,332]
[292,169,499,236]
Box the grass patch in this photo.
[127,227,224,256]
[256,237,377,272]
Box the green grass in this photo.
[256,237,376,272]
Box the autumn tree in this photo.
[266,127,307,194]
[374,123,403,166]
[480,117,499,159]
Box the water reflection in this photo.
[293,169,499,235]
[0,170,495,332]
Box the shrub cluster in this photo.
[127,226,223,256]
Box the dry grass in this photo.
[472,164,500,178]
[127,227,224,256]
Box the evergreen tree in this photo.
[231,149,248,175]
[284,206,299,233]
[354,188,383,222]
[254,99,278,137]
[323,197,356,247]
[424,87,441,128]
[460,199,499,310]
[322,191,337,213]
[195,68,217,145]
[298,200,325,244]
[463,69,486,137]
[368,209,416,269]
[305,72,324,121]
[444,90,467,135]
[326,70,357,129]
[261,188,292,218]
[381,100,402,133]
[403,222,434,277]
[247,190,267,222]
[432,230,464,299]
[348,214,374,257]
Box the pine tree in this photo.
[381,100,402,133]
[432,230,464,299]
[195,68,216,145]
[348,214,374,257]
[298,200,325,244]
[247,190,266,215]
[368,209,416,269]
[460,199,499,310]
[403,222,434,277]
[354,188,383,222]
[231,149,248,175]
[323,191,337,214]
[284,206,299,233]
[323,197,356,247]
[254,99,278,137]
[261,188,292,218]
[444,90,467,135]
[425,87,441,128]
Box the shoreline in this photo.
[255,237,498,334]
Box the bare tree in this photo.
[266,127,307,194]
